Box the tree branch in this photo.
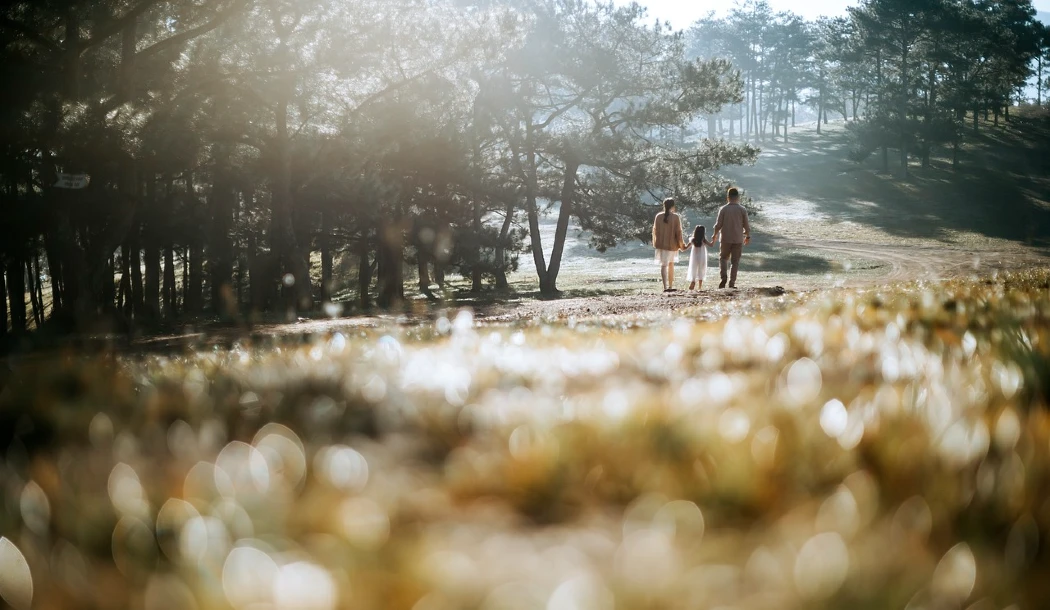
[0,17,60,52]
[136,0,254,61]
[535,92,587,130]
[80,0,167,53]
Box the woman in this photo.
[652,198,686,293]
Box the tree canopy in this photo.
[0,0,754,334]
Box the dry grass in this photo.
[1,269,1050,609]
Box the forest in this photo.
[0,0,1046,335]
[4,3,1050,609]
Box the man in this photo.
[712,187,751,289]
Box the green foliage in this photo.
[0,0,755,321]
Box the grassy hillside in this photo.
[733,110,1050,246]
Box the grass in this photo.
[1,269,1050,609]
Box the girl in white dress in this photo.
[685,225,715,291]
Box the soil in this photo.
[480,286,787,322]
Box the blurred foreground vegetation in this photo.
[1,270,1050,609]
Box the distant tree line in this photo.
[687,0,1049,174]
[0,0,757,335]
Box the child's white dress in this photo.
[687,244,708,283]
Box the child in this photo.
[684,225,715,291]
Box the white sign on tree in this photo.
[54,174,90,189]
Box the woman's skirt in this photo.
[655,249,678,266]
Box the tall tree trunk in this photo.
[63,10,82,100]
[817,76,824,136]
[235,212,246,311]
[119,18,137,102]
[775,93,782,138]
[417,246,434,300]
[923,65,936,170]
[376,220,405,308]
[758,80,765,139]
[102,255,116,314]
[319,212,333,303]
[357,236,372,310]
[876,47,888,172]
[26,259,41,328]
[209,151,236,316]
[494,203,514,290]
[0,265,6,337]
[751,76,759,139]
[119,243,132,317]
[131,242,143,320]
[1038,56,1044,107]
[163,246,176,319]
[144,243,160,322]
[271,91,313,312]
[520,124,550,291]
[31,252,45,325]
[745,72,751,139]
[60,229,81,316]
[144,175,161,321]
[471,125,484,292]
[44,233,64,315]
[7,257,27,334]
[246,233,264,313]
[543,162,580,295]
[187,244,203,315]
[900,42,910,177]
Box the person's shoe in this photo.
[718,281,727,289]
[729,285,736,289]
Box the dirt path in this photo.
[480,286,789,323]
[24,240,1039,357]
[795,239,1047,286]
[478,240,1047,323]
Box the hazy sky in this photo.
[621,0,1050,29]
